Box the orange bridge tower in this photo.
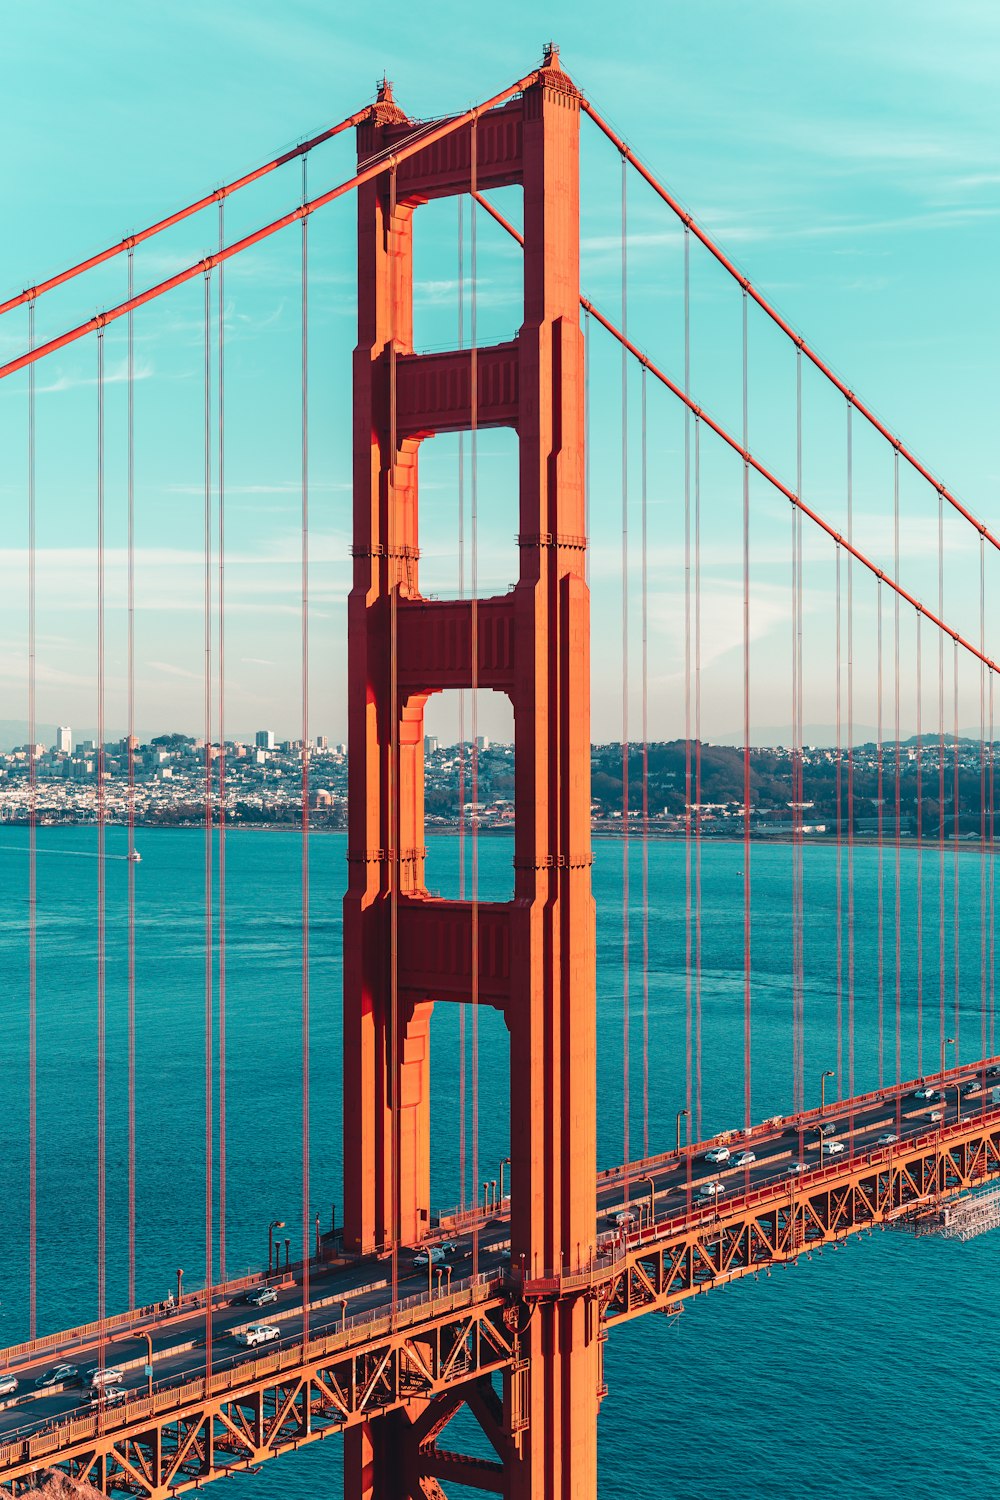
[343,47,598,1497]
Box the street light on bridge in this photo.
[941,1035,956,1081]
[820,1070,835,1115]
[267,1220,285,1274]
[676,1109,689,1157]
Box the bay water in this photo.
[2,825,999,1497]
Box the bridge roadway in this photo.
[3,1059,999,1494]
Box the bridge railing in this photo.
[0,1272,508,1461]
[436,1056,1000,1237]
[517,1108,1000,1292]
[0,1269,300,1372]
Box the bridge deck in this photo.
[3,1060,999,1497]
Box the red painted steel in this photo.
[343,48,598,1499]
[0,74,537,386]
[579,99,1000,556]
[0,109,370,318]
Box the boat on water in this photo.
[128,850,142,863]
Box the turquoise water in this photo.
[3,826,999,1497]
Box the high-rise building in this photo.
[315,735,329,751]
[476,734,490,751]
[424,735,439,755]
[55,725,72,754]
[255,730,275,751]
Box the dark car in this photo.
[961,1081,980,1096]
[818,1122,836,1137]
[244,1285,279,1308]
[35,1363,78,1389]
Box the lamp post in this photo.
[499,1157,511,1207]
[175,1269,184,1307]
[641,1175,656,1229]
[267,1220,285,1274]
[820,1069,834,1115]
[114,1331,154,1400]
[941,1035,956,1082]
[676,1108,689,1157]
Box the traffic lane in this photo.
[0,1239,516,1438]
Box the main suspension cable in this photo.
[0,74,540,386]
[0,108,371,319]
[579,99,1000,558]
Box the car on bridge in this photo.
[413,1246,448,1267]
[236,1325,281,1348]
[704,1147,730,1164]
[0,1375,18,1398]
[912,1086,937,1100]
[877,1133,899,1146]
[244,1285,279,1307]
[733,1150,756,1167]
[34,1364,78,1388]
[696,1182,725,1198]
[81,1365,123,1389]
[787,1161,808,1174]
[85,1385,128,1407]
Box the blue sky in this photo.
[1,0,998,745]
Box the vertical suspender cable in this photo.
[641,364,649,1162]
[741,288,752,1131]
[620,153,630,1187]
[126,252,137,1311]
[683,227,693,1139]
[585,307,591,586]
[916,611,923,1078]
[470,121,481,1266]
[97,330,107,1336]
[847,401,855,1119]
[835,542,843,1096]
[217,201,228,1285]
[792,347,803,1113]
[953,640,961,1054]
[388,163,400,1306]
[27,301,37,1339]
[938,495,946,1065]
[300,157,311,1342]
[202,270,214,1377]
[876,578,884,1089]
[893,452,902,1105]
[981,536,988,1060]
[457,194,467,1211]
[694,415,703,1140]
[990,672,996,1056]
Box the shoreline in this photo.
[1,821,995,852]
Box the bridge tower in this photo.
[343,46,598,1500]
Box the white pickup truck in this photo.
[235,1324,280,1348]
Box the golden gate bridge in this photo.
[3,44,1000,1499]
